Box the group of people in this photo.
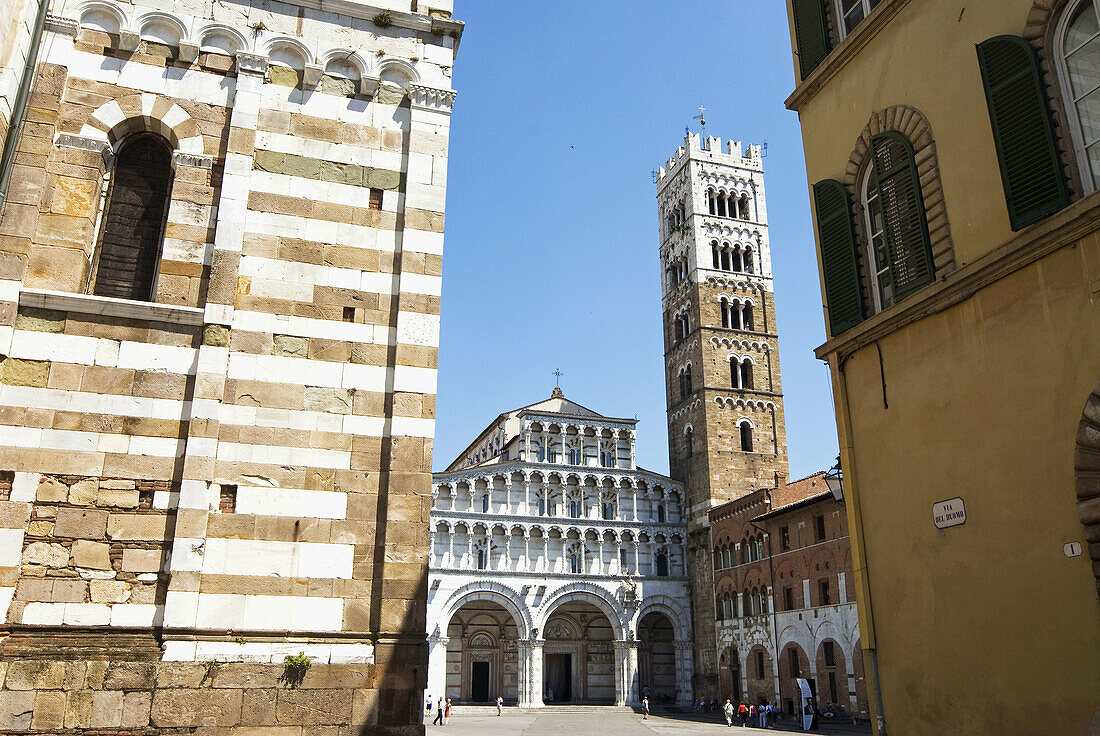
[430,697,453,725]
[722,699,778,728]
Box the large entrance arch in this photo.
[638,610,676,703]
[541,600,615,704]
[445,600,520,703]
[1075,376,1100,599]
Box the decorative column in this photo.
[427,634,450,706]
[503,475,510,515]
[632,487,639,521]
[615,638,639,705]
[428,530,435,567]
[629,432,636,468]
[523,479,531,515]
[674,640,694,704]
[529,638,545,707]
[542,535,549,572]
[466,533,474,570]
[680,540,688,577]
[597,538,605,575]
[561,538,568,573]
[632,541,640,575]
[447,531,455,567]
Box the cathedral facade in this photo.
[427,389,694,706]
[0,0,459,732]
[656,133,790,698]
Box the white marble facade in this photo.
[427,389,694,706]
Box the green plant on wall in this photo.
[282,652,312,688]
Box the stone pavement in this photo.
[427,708,871,736]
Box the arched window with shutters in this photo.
[977,33,1069,227]
[867,132,935,303]
[92,133,174,300]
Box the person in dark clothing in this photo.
[432,697,444,726]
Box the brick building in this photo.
[0,0,461,732]
[709,471,867,720]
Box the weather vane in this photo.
[553,368,563,388]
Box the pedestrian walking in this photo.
[738,702,748,727]
[432,697,444,726]
[723,699,734,727]
[496,695,503,716]
[444,698,452,725]
[642,696,650,720]
[759,702,767,728]
[749,704,756,726]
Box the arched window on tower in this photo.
[481,494,489,513]
[740,359,754,390]
[708,189,717,215]
[739,422,754,452]
[712,242,720,269]
[92,133,174,300]
[684,365,693,396]
[742,303,755,331]
[657,503,666,523]
[720,298,731,328]
[602,501,614,520]
[569,548,582,574]
[720,248,731,271]
[732,249,743,272]
[685,427,694,458]
[476,547,486,570]
[743,247,754,273]
[717,193,728,217]
[739,193,750,220]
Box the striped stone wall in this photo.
[0,0,460,732]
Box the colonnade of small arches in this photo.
[715,587,771,620]
[429,522,687,578]
[432,472,680,524]
[711,337,771,353]
[521,422,636,469]
[70,0,421,93]
[705,187,755,221]
[710,240,756,274]
[713,534,767,570]
[718,295,756,331]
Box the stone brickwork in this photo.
[0,0,462,733]
[655,134,789,701]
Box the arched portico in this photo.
[428,583,535,707]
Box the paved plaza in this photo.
[428,709,870,736]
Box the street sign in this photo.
[932,497,966,529]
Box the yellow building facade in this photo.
[785,1,1100,734]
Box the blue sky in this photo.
[433,1,838,479]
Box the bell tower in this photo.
[656,133,789,697]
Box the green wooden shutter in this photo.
[870,132,935,301]
[812,179,865,335]
[976,35,1069,231]
[792,0,831,80]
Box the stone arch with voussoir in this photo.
[634,595,691,641]
[79,93,206,157]
[437,581,533,640]
[1073,374,1100,601]
[536,582,625,639]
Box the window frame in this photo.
[1055,0,1100,194]
[834,0,884,40]
[91,132,175,302]
[861,163,893,313]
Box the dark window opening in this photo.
[815,514,826,542]
[788,647,800,676]
[783,586,794,611]
[368,188,384,210]
[93,133,174,301]
[342,306,356,322]
[820,579,832,606]
[780,525,790,551]
[755,651,765,679]
[824,641,836,668]
[656,552,669,577]
[219,484,237,513]
[739,423,753,452]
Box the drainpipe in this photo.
[0,0,51,209]
[829,354,887,735]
